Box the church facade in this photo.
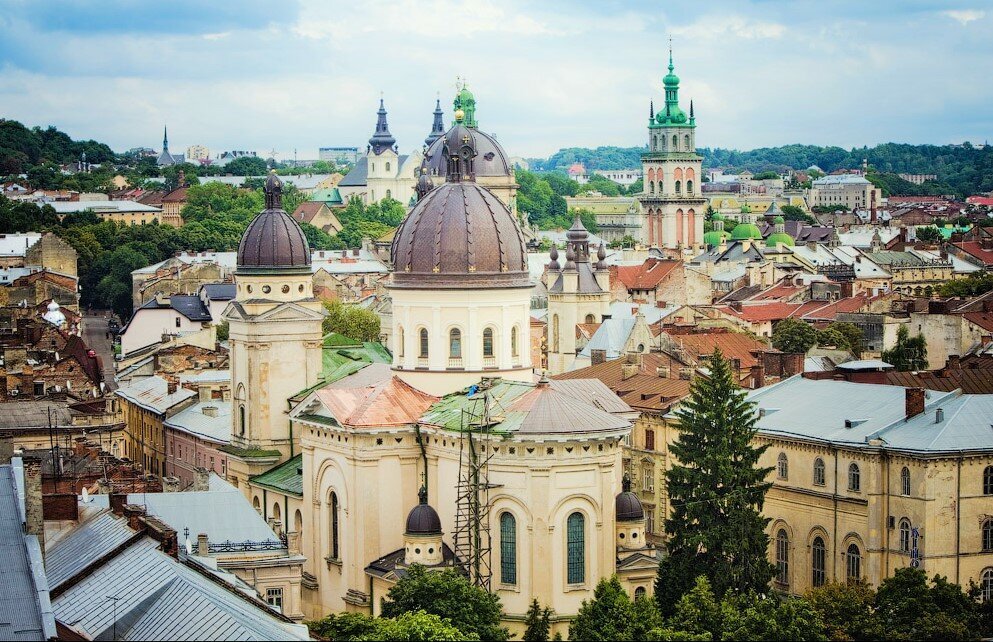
[637,52,706,251]
[338,99,422,205]
[228,114,653,636]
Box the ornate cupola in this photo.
[615,474,646,551]
[425,97,446,147]
[766,216,795,248]
[415,160,435,201]
[443,110,476,182]
[403,487,444,566]
[237,172,312,276]
[368,98,397,155]
[453,80,477,128]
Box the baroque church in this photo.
[223,102,655,635]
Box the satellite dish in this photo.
[81,487,90,503]
[185,537,193,556]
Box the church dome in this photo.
[391,121,528,290]
[425,128,511,178]
[730,222,764,241]
[405,488,442,535]
[766,232,795,247]
[703,229,729,248]
[616,477,645,522]
[237,173,312,272]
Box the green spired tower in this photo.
[637,47,707,251]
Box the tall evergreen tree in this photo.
[657,349,774,613]
[523,599,551,642]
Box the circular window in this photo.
[632,532,638,539]
[298,284,305,293]
[282,284,290,294]
[414,548,421,555]
[246,284,253,294]
[619,533,625,539]
[428,547,434,554]
[262,285,271,294]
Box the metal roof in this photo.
[0,233,41,257]
[44,510,137,589]
[0,465,56,641]
[250,455,303,497]
[163,401,231,443]
[199,283,237,301]
[49,200,162,214]
[0,401,72,433]
[115,376,196,415]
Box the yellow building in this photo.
[50,200,164,225]
[115,375,196,477]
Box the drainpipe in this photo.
[415,424,428,497]
[956,453,962,584]
[833,446,839,581]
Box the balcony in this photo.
[483,356,497,369]
[447,357,464,369]
[416,357,429,369]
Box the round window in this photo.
[428,547,434,554]
[619,532,625,539]
[262,285,271,294]
[414,548,421,555]
[246,284,253,294]
[282,284,290,294]
[632,532,638,539]
[298,284,305,293]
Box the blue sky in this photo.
[1,0,990,160]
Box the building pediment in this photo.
[224,300,326,323]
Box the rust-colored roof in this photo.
[315,376,438,427]
[13,270,78,290]
[613,259,680,291]
[666,330,771,369]
[553,353,692,413]
[576,323,601,339]
[954,242,993,266]
[964,312,993,333]
[292,201,326,224]
[161,187,189,203]
[717,302,803,322]
[885,368,993,394]
[748,281,805,302]
[137,191,165,206]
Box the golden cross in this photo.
[462,135,471,144]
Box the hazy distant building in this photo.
[594,169,642,186]
[319,147,359,164]
[808,174,881,211]
[185,144,210,162]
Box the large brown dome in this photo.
[390,181,530,289]
[237,173,311,272]
[425,128,511,178]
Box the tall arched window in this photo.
[671,134,678,149]
[585,314,595,324]
[899,518,911,553]
[294,510,303,539]
[635,586,646,600]
[239,405,246,436]
[398,326,404,357]
[449,328,462,359]
[483,328,494,358]
[846,543,861,582]
[901,467,911,496]
[984,466,993,495]
[684,134,690,149]
[981,568,993,603]
[385,162,391,172]
[675,180,681,195]
[419,328,429,358]
[812,537,826,587]
[330,491,340,560]
[848,463,861,492]
[386,189,391,199]
[552,314,560,353]
[775,529,790,586]
[813,458,826,486]
[511,326,519,358]
[567,512,585,584]
[686,180,693,195]
[777,453,789,480]
[983,519,993,552]
[500,512,517,585]
[650,181,655,195]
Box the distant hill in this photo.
[0,119,116,174]
[529,142,993,197]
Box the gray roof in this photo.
[200,283,237,301]
[749,376,993,455]
[836,359,893,371]
[115,376,196,415]
[45,509,137,589]
[53,537,307,640]
[162,401,231,444]
[138,294,212,322]
[338,157,369,187]
[0,465,56,641]
[0,401,72,433]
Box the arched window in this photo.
[449,328,462,359]
[386,189,391,199]
[984,466,993,495]
[511,326,519,358]
[812,537,826,587]
[846,543,861,582]
[653,135,658,150]
[385,162,391,172]
[398,327,404,357]
[419,328,429,358]
[981,568,993,603]
[500,512,517,585]
[650,181,655,195]
[775,529,789,586]
[567,512,585,584]
[239,405,246,436]
[813,458,826,486]
[899,519,911,553]
[777,453,789,480]
[552,314,560,353]
[686,180,693,195]
[983,519,993,552]
[272,502,281,524]
[294,510,303,539]
[848,463,861,492]
[253,496,261,511]
[634,586,646,600]
[330,491,340,560]
[585,314,595,324]
[684,134,690,149]
[672,134,678,149]
[483,328,494,358]
[901,467,911,496]
[675,180,681,195]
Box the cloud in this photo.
[942,9,985,25]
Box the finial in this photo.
[650,100,654,119]
[264,170,283,210]
[454,109,465,122]
[668,36,674,71]
[622,473,632,493]
[690,99,694,118]
[418,485,428,504]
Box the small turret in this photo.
[403,486,444,566]
[548,244,560,271]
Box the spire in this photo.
[425,97,445,147]
[689,99,695,125]
[650,100,655,121]
[162,125,169,152]
[368,97,397,155]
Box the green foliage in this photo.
[215,321,229,341]
[308,612,382,640]
[915,226,942,244]
[824,322,864,357]
[571,207,599,233]
[306,610,475,641]
[751,171,781,180]
[665,577,727,640]
[223,155,269,176]
[321,299,381,342]
[882,325,928,371]
[806,580,881,642]
[569,576,655,641]
[380,565,507,641]
[937,272,993,297]
[336,219,393,249]
[660,350,774,608]
[771,318,819,354]
[523,599,552,642]
[780,205,816,224]
[608,234,639,249]
[723,594,827,641]
[517,170,569,229]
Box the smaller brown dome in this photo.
[406,487,442,535]
[616,475,645,521]
[237,173,311,272]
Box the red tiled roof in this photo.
[316,376,438,427]
[666,330,772,369]
[613,259,680,291]
[748,281,805,302]
[964,312,993,333]
[966,196,993,206]
[137,191,165,206]
[954,242,993,266]
[576,323,601,339]
[796,294,870,321]
[553,353,691,413]
[717,302,802,322]
[885,368,993,394]
[161,187,189,203]
[13,270,77,291]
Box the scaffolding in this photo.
[453,385,499,590]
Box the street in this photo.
[81,311,119,392]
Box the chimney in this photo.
[109,492,127,515]
[905,387,925,420]
[122,503,146,531]
[201,406,218,418]
[946,354,961,371]
[162,476,180,492]
[678,367,693,380]
[656,365,670,378]
[22,457,44,555]
[197,532,209,556]
[193,467,210,492]
[591,349,607,365]
[984,300,993,313]
[621,361,639,381]
[167,380,178,395]
[198,385,211,403]
[750,362,766,389]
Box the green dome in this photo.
[663,71,680,87]
[774,215,785,225]
[712,212,723,221]
[766,232,795,247]
[730,222,763,241]
[703,230,729,247]
[740,204,752,214]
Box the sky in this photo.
[0,0,991,161]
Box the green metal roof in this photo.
[291,338,392,401]
[311,188,343,205]
[419,380,535,435]
[250,454,303,496]
[730,222,763,241]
